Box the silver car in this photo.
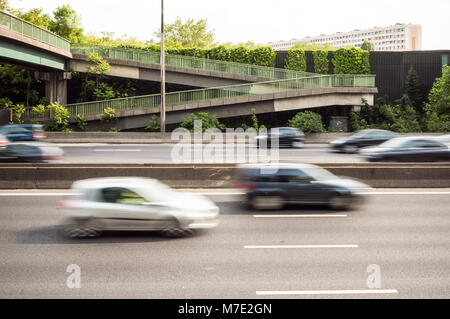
[59,177,219,238]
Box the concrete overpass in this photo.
[0,10,72,104]
[22,74,376,130]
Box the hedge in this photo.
[332,47,371,74]
[313,50,329,74]
[284,49,307,72]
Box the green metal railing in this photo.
[41,74,373,118]
[0,10,71,52]
[71,43,317,80]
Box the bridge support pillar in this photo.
[35,71,71,105]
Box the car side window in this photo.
[422,141,444,148]
[286,169,312,184]
[101,188,148,205]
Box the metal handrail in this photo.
[70,43,317,81]
[0,10,71,52]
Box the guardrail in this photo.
[71,43,318,80]
[22,74,375,120]
[0,10,71,52]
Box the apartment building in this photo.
[266,23,422,51]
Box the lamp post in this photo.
[160,0,166,133]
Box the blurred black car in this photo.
[360,137,450,162]
[0,124,46,142]
[256,127,305,148]
[234,163,370,210]
[3,143,64,162]
[330,129,397,153]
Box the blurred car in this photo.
[0,124,46,142]
[256,127,305,148]
[59,177,220,238]
[435,134,450,146]
[360,137,450,162]
[330,129,397,153]
[0,133,8,151]
[3,143,64,162]
[233,163,370,210]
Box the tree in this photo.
[424,65,450,132]
[49,5,84,42]
[18,8,52,29]
[154,17,215,49]
[404,66,423,113]
[361,41,375,51]
[0,64,39,106]
[0,0,20,14]
[86,52,111,88]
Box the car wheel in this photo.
[250,195,284,210]
[160,219,195,238]
[343,145,358,154]
[65,220,102,239]
[160,227,195,238]
[328,194,349,210]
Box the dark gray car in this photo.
[234,163,370,210]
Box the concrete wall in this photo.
[0,163,448,189]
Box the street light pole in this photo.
[160,0,166,133]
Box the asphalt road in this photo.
[0,189,449,299]
[53,143,365,164]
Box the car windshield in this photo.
[379,138,408,148]
[302,167,339,181]
[139,180,177,202]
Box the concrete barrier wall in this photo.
[0,163,449,189]
[45,132,443,145]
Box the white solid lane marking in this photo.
[254,214,348,218]
[94,149,142,152]
[256,289,398,296]
[244,245,358,249]
[359,192,450,195]
[0,193,73,196]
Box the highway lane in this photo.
[0,189,449,298]
[54,143,365,163]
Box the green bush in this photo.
[313,50,329,74]
[101,107,118,123]
[145,115,160,132]
[76,114,88,131]
[229,46,250,64]
[288,111,326,133]
[208,45,230,61]
[46,102,71,131]
[332,47,371,74]
[350,97,422,133]
[0,97,12,109]
[180,112,225,132]
[12,104,26,124]
[241,108,266,133]
[285,49,306,72]
[248,47,276,67]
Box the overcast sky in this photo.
[10,0,450,50]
